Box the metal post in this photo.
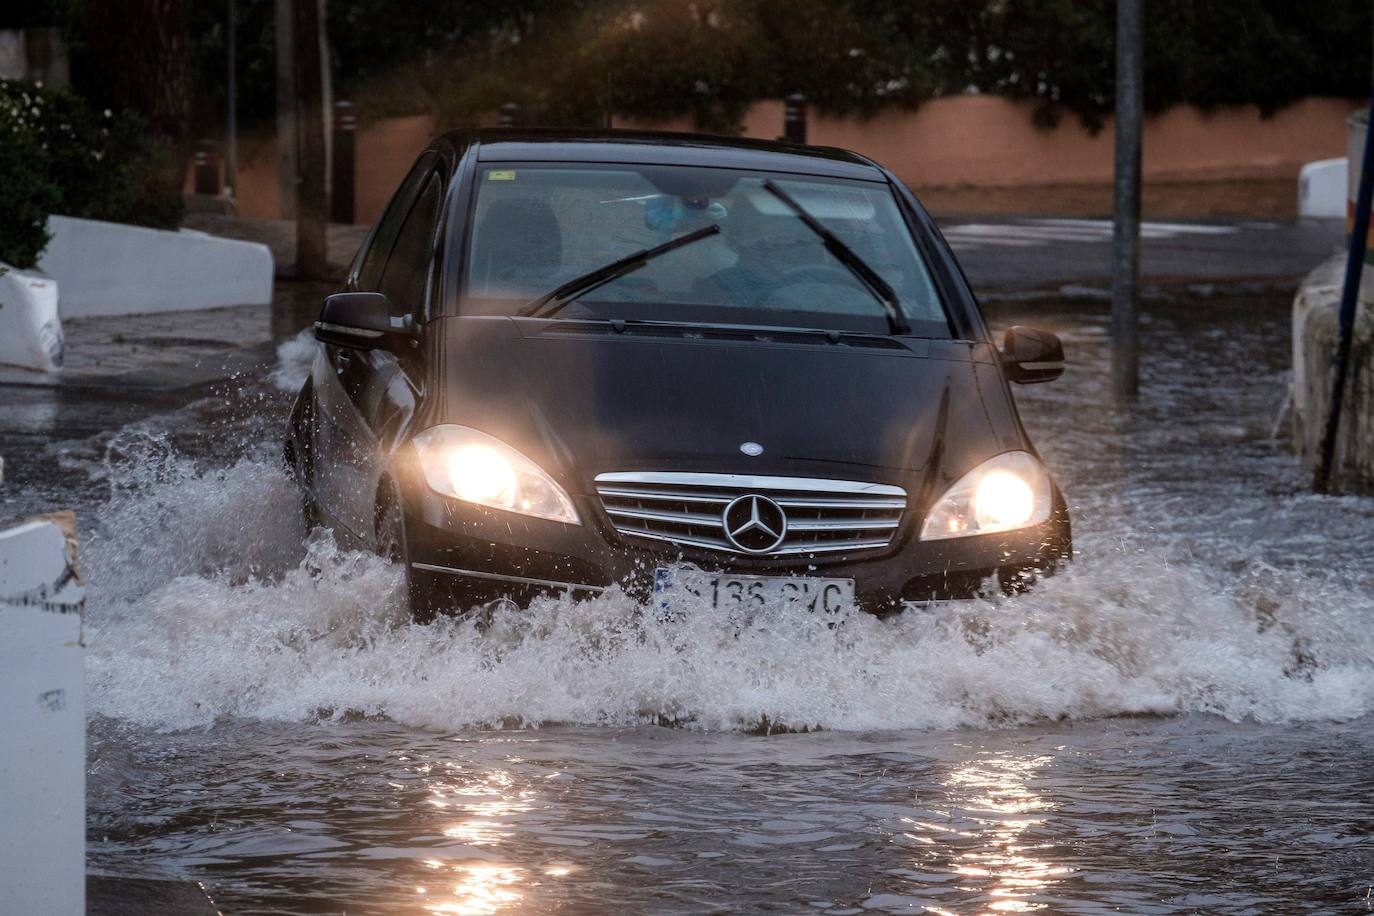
[1314,93,1374,493]
[225,0,238,199]
[331,100,356,224]
[1111,0,1144,398]
[783,93,808,144]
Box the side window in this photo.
[378,174,443,319]
[356,153,436,291]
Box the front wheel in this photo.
[375,488,441,624]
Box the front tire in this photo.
[375,486,442,624]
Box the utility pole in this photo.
[1111,0,1144,397]
[225,0,238,201]
[293,0,329,278]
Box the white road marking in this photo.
[941,218,1248,250]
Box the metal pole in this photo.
[225,0,238,200]
[1111,0,1144,398]
[1313,92,1374,493]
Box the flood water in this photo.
[7,292,1374,913]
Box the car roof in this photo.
[438,128,888,182]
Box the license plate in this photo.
[653,567,854,614]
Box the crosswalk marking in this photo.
[939,218,1249,250]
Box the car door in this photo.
[312,153,442,538]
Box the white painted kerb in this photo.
[38,214,273,317]
[0,517,86,915]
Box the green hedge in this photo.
[166,0,1372,137]
[334,0,1370,134]
[0,79,182,270]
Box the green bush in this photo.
[349,0,1371,135]
[0,78,182,270]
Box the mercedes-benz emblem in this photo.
[722,494,788,553]
[739,441,764,457]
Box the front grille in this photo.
[594,472,907,557]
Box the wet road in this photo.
[4,290,1374,913]
[941,217,1344,292]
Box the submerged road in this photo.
[1,283,1371,911]
[939,215,1345,292]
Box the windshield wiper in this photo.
[518,224,721,319]
[761,179,910,335]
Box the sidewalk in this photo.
[181,214,368,279]
[0,276,331,392]
[0,304,273,390]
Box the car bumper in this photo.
[398,479,1071,613]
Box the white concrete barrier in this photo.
[38,214,273,318]
[0,512,86,915]
[1298,157,1348,219]
[1292,254,1374,493]
[0,263,63,371]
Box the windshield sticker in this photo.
[488,170,517,181]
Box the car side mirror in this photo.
[314,292,411,352]
[1000,326,1064,384]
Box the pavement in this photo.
[180,213,369,279]
[0,304,274,390]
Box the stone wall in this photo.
[1292,254,1374,494]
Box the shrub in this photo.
[0,78,182,270]
[348,0,1371,135]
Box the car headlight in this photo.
[919,451,1052,541]
[411,425,580,524]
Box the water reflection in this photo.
[421,863,523,915]
[420,768,537,914]
[928,752,1069,912]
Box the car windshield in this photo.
[460,163,951,336]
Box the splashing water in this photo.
[81,443,1374,734]
[268,328,316,393]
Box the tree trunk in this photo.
[83,0,192,149]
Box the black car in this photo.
[285,129,1070,620]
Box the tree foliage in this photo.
[0,79,181,269]
[328,0,1371,133]
[24,0,1373,137]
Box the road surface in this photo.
[939,216,1345,292]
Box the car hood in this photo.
[428,317,1025,493]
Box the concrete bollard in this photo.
[1299,158,1348,219]
[499,102,523,128]
[0,512,86,915]
[1292,255,1374,493]
[192,140,221,196]
[782,93,808,144]
[332,100,356,225]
